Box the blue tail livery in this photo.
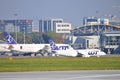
[3,32,17,44]
[49,40,69,50]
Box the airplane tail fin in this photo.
[3,32,17,44]
[49,40,57,50]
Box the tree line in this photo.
[0,31,64,44]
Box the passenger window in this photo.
[20,46,22,49]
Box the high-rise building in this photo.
[56,22,71,34]
[83,17,109,26]
[5,23,17,33]
[0,20,33,33]
[4,20,18,33]
[18,20,33,33]
[39,18,63,32]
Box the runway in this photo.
[0,70,120,80]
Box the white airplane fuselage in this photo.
[9,44,48,53]
[0,44,10,52]
[76,49,106,57]
[6,44,78,57]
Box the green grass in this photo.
[0,57,120,72]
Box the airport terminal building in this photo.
[100,31,120,54]
[69,17,120,54]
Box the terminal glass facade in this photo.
[100,32,120,54]
[101,36,120,46]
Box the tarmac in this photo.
[0,70,120,80]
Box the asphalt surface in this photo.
[0,70,120,80]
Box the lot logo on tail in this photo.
[49,40,69,50]
[4,32,17,44]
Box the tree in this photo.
[0,32,4,40]
[9,32,32,44]
[10,32,24,43]
[46,31,64,43]
[42,33,51,43]
[31,32,45,43]
[25,34,32,43]
[1,31,64,44]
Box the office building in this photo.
[0,20,33,33]
[83,17,109,26]
[5,23,19,33]
[56,22,71,34]
[39,18,63,32]
[18,20,33,33]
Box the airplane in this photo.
[49,40,78,57]
[3,32,79,57]
[0,32,13,54]
[76,49,106,57]
[0,44,10,54]
[3,32,106,57]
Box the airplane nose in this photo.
[101,52,106,55]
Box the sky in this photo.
[0,0,120,27]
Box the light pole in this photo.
[98,24,100,49]
[23,27,26,44]
[14,13,18,43]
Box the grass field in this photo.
[0,57,120,72]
